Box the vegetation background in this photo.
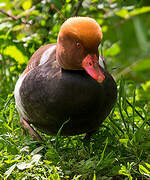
[0,0,150,179]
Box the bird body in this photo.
[14,17,117,138]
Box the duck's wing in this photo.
[23,43,56,75]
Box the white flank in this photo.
[99,56,105,69]
[14,74,29,120]
[39,45,56,65]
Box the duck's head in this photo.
[56,17,105,83]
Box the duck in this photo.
[14,17,117,141]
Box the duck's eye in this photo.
[76,42,81,48]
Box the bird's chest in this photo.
[20,65,105,119]
[17,62,117,135]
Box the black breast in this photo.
[20,59,117,135]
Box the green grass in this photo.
[0,79,150,179]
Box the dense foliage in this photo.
[0,0,150,179]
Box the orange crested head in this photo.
[58,16,103,52]
[56,17,105,83]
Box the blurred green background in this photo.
[0,0,150,99]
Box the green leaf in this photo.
[104,43,120,57]
[20,9,40,17]
[97,137,109,166]
[0,0,13,10]
[12,24,25,31]
[142,81,150,91]
[145,163,150,169]
[4,164,16,178]
[17,161,33,170]
[119,165,133,180]
[7,145,18,155]
[139,164,150,177]
[31,146,44,155]
[119,139,129,148]
[22,0,32,10]
[17,154,41,170]
[132,59,150,72]
[73,175,82,180]
[130,6,150,16]
[119,165,128,176]
[102,25,108,33]
[20,146,30,153]
[0,22,12,30]
[116,6,150,19]
[3,45,28,64]
[0,142,3,150]
[93,173,96,180]
[115,9,129,19]
[31,154,42,165]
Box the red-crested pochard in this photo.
[14,17,117,141]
